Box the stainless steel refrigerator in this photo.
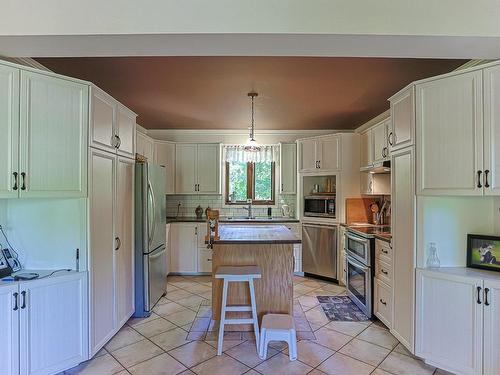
[134,162,167,317]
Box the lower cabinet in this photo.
[374,239,393,328]
[170,223,210,274]
[285,223,302,274]
[1,273,87,375]
[416,268,500,375]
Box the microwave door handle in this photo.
[346,233,369,245]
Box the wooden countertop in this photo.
[211,224,301,244]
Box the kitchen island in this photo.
[211,224,301,328]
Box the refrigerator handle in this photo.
[147,180,157,247]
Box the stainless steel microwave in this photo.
[304,195,336,218]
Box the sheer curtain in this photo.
[224,145,278,163]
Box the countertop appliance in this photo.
[134,162,167,317]
[345,224,389,318]
[302,223,337,280]
[304,195,336,219]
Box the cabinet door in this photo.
[390,86,414,151]
[483,65,500,196]
[115,157,135,327]
[20,71,88,198]
[360,173,372,195]
[484,279,500,375]
[0,284,19,375]
[175,144,197,194]
[170,223,197,273]
[197,144,220,194]
[416,71,483,195]
[359,130,373,168]
[416,270,482,375]
[90,86,116,153]
[298,139,317,172]
[154,142,176,194]
[391,147,415,352]
[136,132,154,161]
[19,273,88,375]
[280,143,296,194]
[318,136,341,170]
[0,65,20,198]
[116,105,136,158]
[89,149,116,355]
[372,120,388,162]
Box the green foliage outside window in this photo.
[226,161,274,204]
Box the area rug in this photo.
[317,296,370,322]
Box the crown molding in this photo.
[0,56,51,72]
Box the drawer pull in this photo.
[381,249,389,254]
[379,298,387,306]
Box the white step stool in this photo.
[259,313,297,361]
[215,265,262,356]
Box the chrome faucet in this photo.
[243,199,253,219]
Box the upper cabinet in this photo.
[359,130,373,168]
[175,143,220,194]
[359,117,390,169]
[136,132,154,161]
[280,143,297,194]
[90,85,136,158]
[298,135,341,172]
[0,64,19,198]
[389,86,415,151]
[483,65,500,195]
[154,141,176,195]
[416,71,485,196]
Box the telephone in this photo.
[1,248,21,272]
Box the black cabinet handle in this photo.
[388,132,394,146]
[477,171,482,188]
[379,298,387,306]
[13,172,18,190]
[115,237,121,250]
[21,291,26,309]
[381,249,389,254]
[484,170,490,188]
[382,147,387,158]
[13,292,19,311]
[485,288,490,306]
[381,269,388,275]
[114,134,120,148]
[318,160,321,169]
[20,172,26,190]
[117,135,121,148]
[477,286,482,304]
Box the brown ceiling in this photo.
[36,57,466,130]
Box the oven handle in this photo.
[347,255,370,271]
[303,224,338,229]
[346,232,370,245]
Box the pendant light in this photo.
[244,91,261,152]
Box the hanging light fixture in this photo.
[244,91,261,152]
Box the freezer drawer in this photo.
[302,223,338,279]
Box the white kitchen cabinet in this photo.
[359,130,373,169]
[115,157,135,327]
[154,141,176,195]
[0,64,19,199]
[90,86,136,158]
[175,143,220,194]
[372,119,389,163]
[416,269,483,375]
[298,135,341,172]
[136,132,154,161]
[483,279,500,375]
[374,239,393,329]
[116,104,136,158]
[483,65,500,196]
[89,149,135,356]
[170,223,198,273]
[19,273,88,375]
[391,146,415,352]
[389,85,415,151]
[280,143,297,194]
[416,71,483,196]
[374,278,392,329]
[0,284,19,375]
[19,70,88,198]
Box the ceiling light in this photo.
[244,91,261,152]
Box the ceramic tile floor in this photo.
[64,275,455,375]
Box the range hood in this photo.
[360,160,391,174]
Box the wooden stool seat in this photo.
[215,265,262,356]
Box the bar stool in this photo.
[215,265,262,355]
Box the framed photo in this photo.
[467,234,500,272]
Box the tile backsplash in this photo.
[166,194,297,218]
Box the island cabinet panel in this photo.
[212,243,294,327]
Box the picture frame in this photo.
[467,234,500,272]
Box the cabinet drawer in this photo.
[375,258,392,286]
[374,278,392,328]
[198,248,213,273]
[375,239,392,263]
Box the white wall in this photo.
[0,199,87,271]
[416,196,499,268]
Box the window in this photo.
[225,161,275,205]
